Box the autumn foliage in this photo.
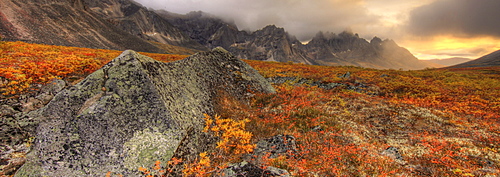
[0,41,187,96]
[1,41,499,176]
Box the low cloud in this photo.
[134,0,381,41]
[406,0,500,38]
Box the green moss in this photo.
[122,128,184,170]
[13,159,43,177]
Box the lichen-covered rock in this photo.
[253,135,297,159]
[15,48,274,176]
[221,161,290,177]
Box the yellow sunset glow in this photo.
[401,36,500,60]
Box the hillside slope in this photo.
[427,57,471,66]
[84,0,206,51]
[0,0,205,53]
[449,49,500,68]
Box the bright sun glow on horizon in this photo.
[401,36,500,60]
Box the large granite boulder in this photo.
[15,48,275,176]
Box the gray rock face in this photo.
[227,25,313,64]
[15,48,275,176]
[0,0,161,53]
[158,11,245,49]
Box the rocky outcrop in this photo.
[14,48,275,176]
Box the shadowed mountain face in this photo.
[83,0,206,51]
[449,50,500,68]
[0,0,205,53]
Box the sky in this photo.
[134,0,500,60]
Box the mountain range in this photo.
[0,0,496,69]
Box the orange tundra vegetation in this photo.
[1,41,499,176]
[0,41,187,96]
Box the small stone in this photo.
[220,161,290,177]
[21,98,42,112]
[0,105,18,117]
[253,134,297,159]
[40,79,66,95]
[381,146,406,165]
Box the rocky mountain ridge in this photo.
[161,11,437,70]
[158,11,312,64]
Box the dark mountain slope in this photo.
[0,0,162,52]
[84,0,206,51]
[449,49,500,68]
[0,0,206,53]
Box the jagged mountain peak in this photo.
[313,30,362,40]
[370,36,383,45]
[253,25,290,38]
[338,30,359,38]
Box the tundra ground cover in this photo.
[1,41,498,176]
[0,41,187,96]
